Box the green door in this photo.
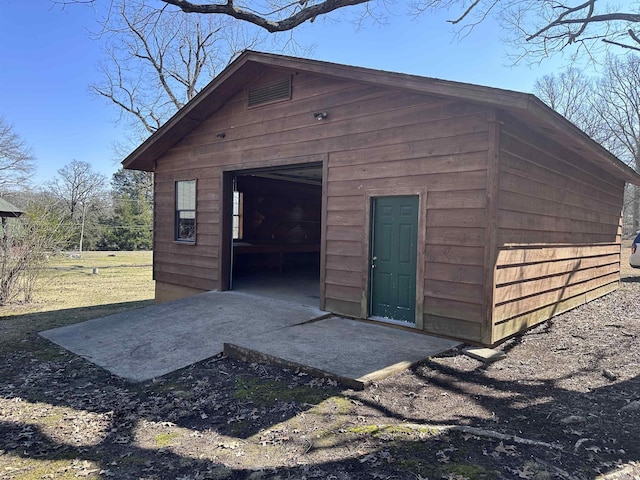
[369,196,419,324]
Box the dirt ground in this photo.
[1,253,639,479]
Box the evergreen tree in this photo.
[100,169,153,250]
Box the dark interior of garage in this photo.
[230,166,322,305]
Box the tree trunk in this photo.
[79,203,86,253]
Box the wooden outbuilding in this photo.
[0,198,24,257]
[0,198,23,219]
[123,51,640,346]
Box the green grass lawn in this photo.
[0,251,155,353]
[1,251,154,314]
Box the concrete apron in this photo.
[225,317,461,389]
[40,291,459,388]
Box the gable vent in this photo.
[248,77,291,107]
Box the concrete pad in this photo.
[225,317,460,389]
[463,347,506,363]
[40,291,327,382]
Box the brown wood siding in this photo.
[492,114,624,344]
[325,104,490,333]
[153,168,220,291]
[152,69,491,340]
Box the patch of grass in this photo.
[312,434,341,449]
[441,462,497,479]
[348,424,380,435]
[155,431,180,447]
[310,428,345,449]
[232,376,329,407]
[325,396,353,414]
[0,457,97,480]
[306,396,353,417]
[39,412,65,425]
[47,251,152,269]
[348,424,439,437]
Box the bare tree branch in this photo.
[411,0,640,62]
[47,160,107,220]
[0,117,36,195]
[535,56,640,229]
[90,0,267,141]
[448,0,481,25]
[160,0,370,32]
[56,0,370,32]
[527,11,640,43]
[602,38,640,52]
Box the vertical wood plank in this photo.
[483,109,500,345]
[319,156,329,310]
[219,171,233,291]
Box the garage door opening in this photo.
[226,163,323,306]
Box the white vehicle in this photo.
[631,233,640,269]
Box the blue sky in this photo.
[0,0,574,187]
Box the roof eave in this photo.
[122,51,263,171]
[122,51,537,172]
[122,50,640,186]
[0,198,24,217]
[525,96,640,185]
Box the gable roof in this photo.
[0,197,24,218]
[122,50,640,184]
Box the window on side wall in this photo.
[233,191,243,240]
[175,179,196,243]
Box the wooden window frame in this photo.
[175,179,197,243]
[232,190,243,240]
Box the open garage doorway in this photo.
[223,163,323,307]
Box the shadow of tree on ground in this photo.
[1,290,639,479]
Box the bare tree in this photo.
[536,56,640,231]
[412,0,640,61]
[48,160,108,252]
[0,117,36,195]
[92,0,267,139]
[534,57,640,232]
[60,0,370,33]
[533,67,606,142]
[592,54,640,231]
[592,55,640,165]
[63,0,640,56]
[0,197,72,305]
